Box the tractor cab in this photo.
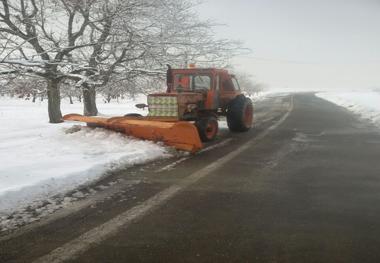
[167,67,242,111]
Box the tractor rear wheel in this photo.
[195,116,218,142]
[227,95,254,132]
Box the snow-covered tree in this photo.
[234,71,265,96]
[0,0,244,122]
[2,74,45,101]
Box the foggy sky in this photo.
[197,0,380,91]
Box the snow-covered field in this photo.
[316,91,380,128]
[0,95,171,217]
[0,92,267,231]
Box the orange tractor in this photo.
[63,66,254,153]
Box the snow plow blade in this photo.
[63,114,203,153]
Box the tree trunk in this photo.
[47,79,63,123]
[69,95,73,104]
[83,84,98,116]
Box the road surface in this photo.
[1,93,380,263]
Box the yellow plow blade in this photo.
[63,114,203,153]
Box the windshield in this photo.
[174,74,211,92]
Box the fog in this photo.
[197,0,380,91]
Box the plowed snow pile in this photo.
[316,91,380,127]
[0,96,170,215]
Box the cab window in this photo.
[174,74,191,91]
[174,74,211,92]
[222,79,234,91]
[222,77,239,91]
[232,77,240,90]
[193,75,211,90]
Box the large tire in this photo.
[227,95,254,132]
[195,116,219,142]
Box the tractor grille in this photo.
[148,96,178,117]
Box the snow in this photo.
[316,90,380,128]
[0,91,270,230]
[0,95,171,216]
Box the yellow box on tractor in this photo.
[63,66,254,153]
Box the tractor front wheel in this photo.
[227,95,254,132]
[195,116,219,142]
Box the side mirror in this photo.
[135,103,148,109]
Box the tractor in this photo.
[63,66,254,153]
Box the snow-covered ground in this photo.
[0,95,172,217]
[316,91,380,128]
[0,92,268,231]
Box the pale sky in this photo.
[197,0,380,91]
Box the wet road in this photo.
[2,93,380,263]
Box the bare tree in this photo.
[5,75,45,101]
[234,71,265,96]
[0,0,99,122]
[0,0,246,121]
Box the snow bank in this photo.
[316,91,380,127]
[0,96,171,214]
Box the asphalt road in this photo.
[2,93,380,263]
